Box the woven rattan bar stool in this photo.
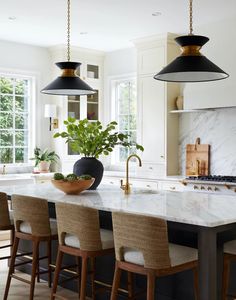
[111,212,199,300]
[222,240,236,299]
[3,194,58,300]
[51,203,114,300]
[0,192,15,263]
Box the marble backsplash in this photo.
[179,107,236,176]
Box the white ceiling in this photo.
[0,0,236,52]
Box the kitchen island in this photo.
[2,183,236,300]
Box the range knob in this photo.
[214,186,219,191]
[201,186,205,190]
[207,186,212,191]
[194,185,199,190]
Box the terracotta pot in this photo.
[38,161,51,173]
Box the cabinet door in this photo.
[138,46,165,75]
[140,76,165,164]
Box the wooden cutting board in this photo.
[186,138,210,176]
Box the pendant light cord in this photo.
[67,0,71,61]
[189,0,193,35]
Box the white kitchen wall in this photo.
[0,39,53,152]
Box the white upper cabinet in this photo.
[133,33,180,176]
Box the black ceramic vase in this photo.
[73,157,104,190]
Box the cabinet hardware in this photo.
[146,185,151,188]
[160,155,164,158]
[110,181,114,184]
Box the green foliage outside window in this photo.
[0,76,29,164]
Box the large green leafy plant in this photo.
[54,118,144,158]
[30,147,60,167]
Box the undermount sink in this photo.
[131,189,159,195]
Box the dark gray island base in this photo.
[15,202,236,300]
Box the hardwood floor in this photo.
[0,240,80,299]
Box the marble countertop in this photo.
[2,183,236,228]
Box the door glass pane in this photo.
[15,96,28,112]
[0,131,13,146]
[15,148,28,163]
[0,113,13,129]
[87,65,99,79]
[0,148,13,164]
[0,95,13,112]
[15,114,28,129]
[0,77,13,94]
[15,131,28,146]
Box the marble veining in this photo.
[179,107,236,176]
[2,183,236,227]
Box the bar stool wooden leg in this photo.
[147,271,155,300]
[111,262,122,300]
[77,256,81,297]
[80,256,88,300]
[222,255,230,300]
[193,267,199,300]
[47,240,52,288]
[29,240,40,300]
[90,257,96,300]
[36,246,40,283]
[127,272,134,299]
[9,228,15,268]
[51,249,64,300]
[3,236,20,300]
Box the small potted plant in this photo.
[54,118,144,189]
[30,147,60,173]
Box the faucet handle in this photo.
[120,179,125,190]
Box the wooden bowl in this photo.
[51,178,95,195]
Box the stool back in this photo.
[12,194,51,237]
[0,192,11,229]
[56,203,102,251]
[112,212,171,270]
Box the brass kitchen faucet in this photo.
[120,154,142,195]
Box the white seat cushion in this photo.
[123,243,198,267]
[224,240,236,254]
[19,218,58,235]
[64,229,114,250]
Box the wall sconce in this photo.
[44,104,59,131]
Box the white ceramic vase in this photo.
[38,161,50,173]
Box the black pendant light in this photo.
[154,0,229,83]
[41,0,95,96]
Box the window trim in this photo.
[109,73,138,167]
[0,68,36,166]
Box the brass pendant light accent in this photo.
[41,0,95,95]
[154,0,229,83]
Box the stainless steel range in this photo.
[182,176,236,194]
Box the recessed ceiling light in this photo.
[80,32,88,35]
[152,12,162,17]
[8,16,16,21]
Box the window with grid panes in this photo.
[0,76,31,164]
[114,78,137,162]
